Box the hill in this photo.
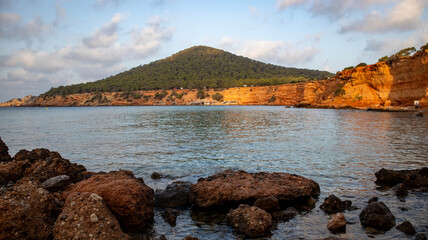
[42,46,333,96]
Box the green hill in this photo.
[43,46,333,96]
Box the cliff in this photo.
[1,50,427,109]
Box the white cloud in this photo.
[276,0,306,10]
[83,13,123,48]
[249,5,258,14]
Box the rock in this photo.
[317,238,347,240]
[54,192,130,240]
[227,204,272,237]
[394,183,408,197]
[191,170,320,208]
[368,197,378,204]
[271,207,298,221]
[161,208,179,226]
[327,213,346,233]
[0,137,11,162]
[0,180,58,239]
[183,236,199,240]
[416,233,427,240]
[155,181,192,208]
[375,168,428,188]
[0,159,30,185]
[253,195,280,212]
[415,111,423,117]
[151,172,162,179]
[359,202,396,231]
[42,175,70,192]
[63,170,154,231]
[395,220,416,235]
[320,194,353,214]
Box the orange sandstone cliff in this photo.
[1,50,427,109]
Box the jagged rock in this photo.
[320,194,353,214]
[375,168,428,188]
[271,207,298,221]
[327,213,346,233]
[416,233,427,240]
[0,159,30,185]
[161,208,179,226]
[227,204,272,237]
[0,137,11,162]
[151,172,162,179]
[395,220,416,235]
[191,170,320,208]
[42,175,70,192]
[0,180,58,239]
[155,181,192,208]
[253,195,280,212]
[359,202,395,231]
[54,192,130,240]
[63,170,154,231]
[394,183,408,197]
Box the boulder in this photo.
[359,202,395,231]
[327,213,346,233]
[253,195,280,212]
[151,172,162,179]
[54,192,130,240]
[155,181,192,208]
[42,175,71,192]
[271,207,298,221]
[375,168,428,188]
[183,236,199,240]
[416,233,427,240]
[191,170,320,208]
[161,208,179,226]
[0,180,58,239]
[394,183,408,197]
[368,197,378,204]
[63,170,154,231]
[395,220,416,235]
[0,159,30,185]
[227,204,272,237]
[0,137,11,162]
[320,195,353,214]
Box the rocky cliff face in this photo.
[1,50,427,109]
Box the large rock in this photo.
[155,181,192,208]
[395,220,416,235]
[320,194,353,214]
[0,137,11,162]
[54,192,130,240]
[359,202,396,231]
[0,180,58,239]
[375,168,428,188]
[253,195,280,212]
[227,204,272,237]
[63,170,154,231]
[191,170,320,208]
[327,213,346,233]
[0,159,30,185]
[42,175,71,192]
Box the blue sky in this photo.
[0,0,427,102]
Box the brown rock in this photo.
[155,181,192,208]
[0,137,11,163]
[63,170,154,231]
[327,213,346,233]
[191,170,320,208]
[416,233,427,240]
[320,194,353,214]
[253,195,280,212]
[271,207,298,221]
[54,192,130,240]
[227,204,272,237]
[0,159,30,185]
[395,220,416,235]
[161,208,179,226]
[0,180,58,239]
[183,236,199,240]
[359,202,396,231]
[375,167,428,188]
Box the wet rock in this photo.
[416,233,427,240]
[394,183,408,197]
[0,137,11,162]
[368,197,378,204]
[42,175,70,192]
[320,194,353,214]
[54,192,130,240]
[327,213,346,233]
[359,202,395,231]
[155,181,192,208]
[396,220,416,235]
[151,172,162,179]
[191,170,320,208]
[253,195,280,212]
[161,208,179,226]
[183,236,199,240]
[317,238,347,240]
[63,170,154,231]
[415,111,423,117]
[271,207,298,221]
[375,168,428,188]
[0,180,58,239]
[227,204,272,238]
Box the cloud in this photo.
[249,5,258,14]
[276,0,306,10]
[83,13,123,48]
[340,0,427,33]
[0,14,52,43]
[93,0,124,8]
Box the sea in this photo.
[0,106,427,239]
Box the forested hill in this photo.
[43,46,333,96]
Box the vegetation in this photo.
[334,84,346,97]
[212,92,223,101]
[41,46,334,97]
[356,63,367,67]
[343,66,354,71]
[196,90,207,99]
[378,45,422,63]
[268,95,276,103]
[154,91,168,100]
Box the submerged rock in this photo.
[395,220,416,235]
[54,192,130,240]
[394,183,408,197]
[42,175,70,192]
[320,194,353,214]
[375,168,428,188]
[359,202,395,231]
[0,180,58,239]
[416,233,427,240]
[327,213,346,233]
[253,195,280,212]
[227,204,272,237]
[161,208,179,226]
[0,137,11,163]
[271,207,298,221]
[63,170,154,231]
[191,170,320,208]
[151,172,162,179]
[155,181,192,208]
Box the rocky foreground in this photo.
[0,137,427,240]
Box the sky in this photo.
[0,0,427,102]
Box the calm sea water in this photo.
[0,106,427,239]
